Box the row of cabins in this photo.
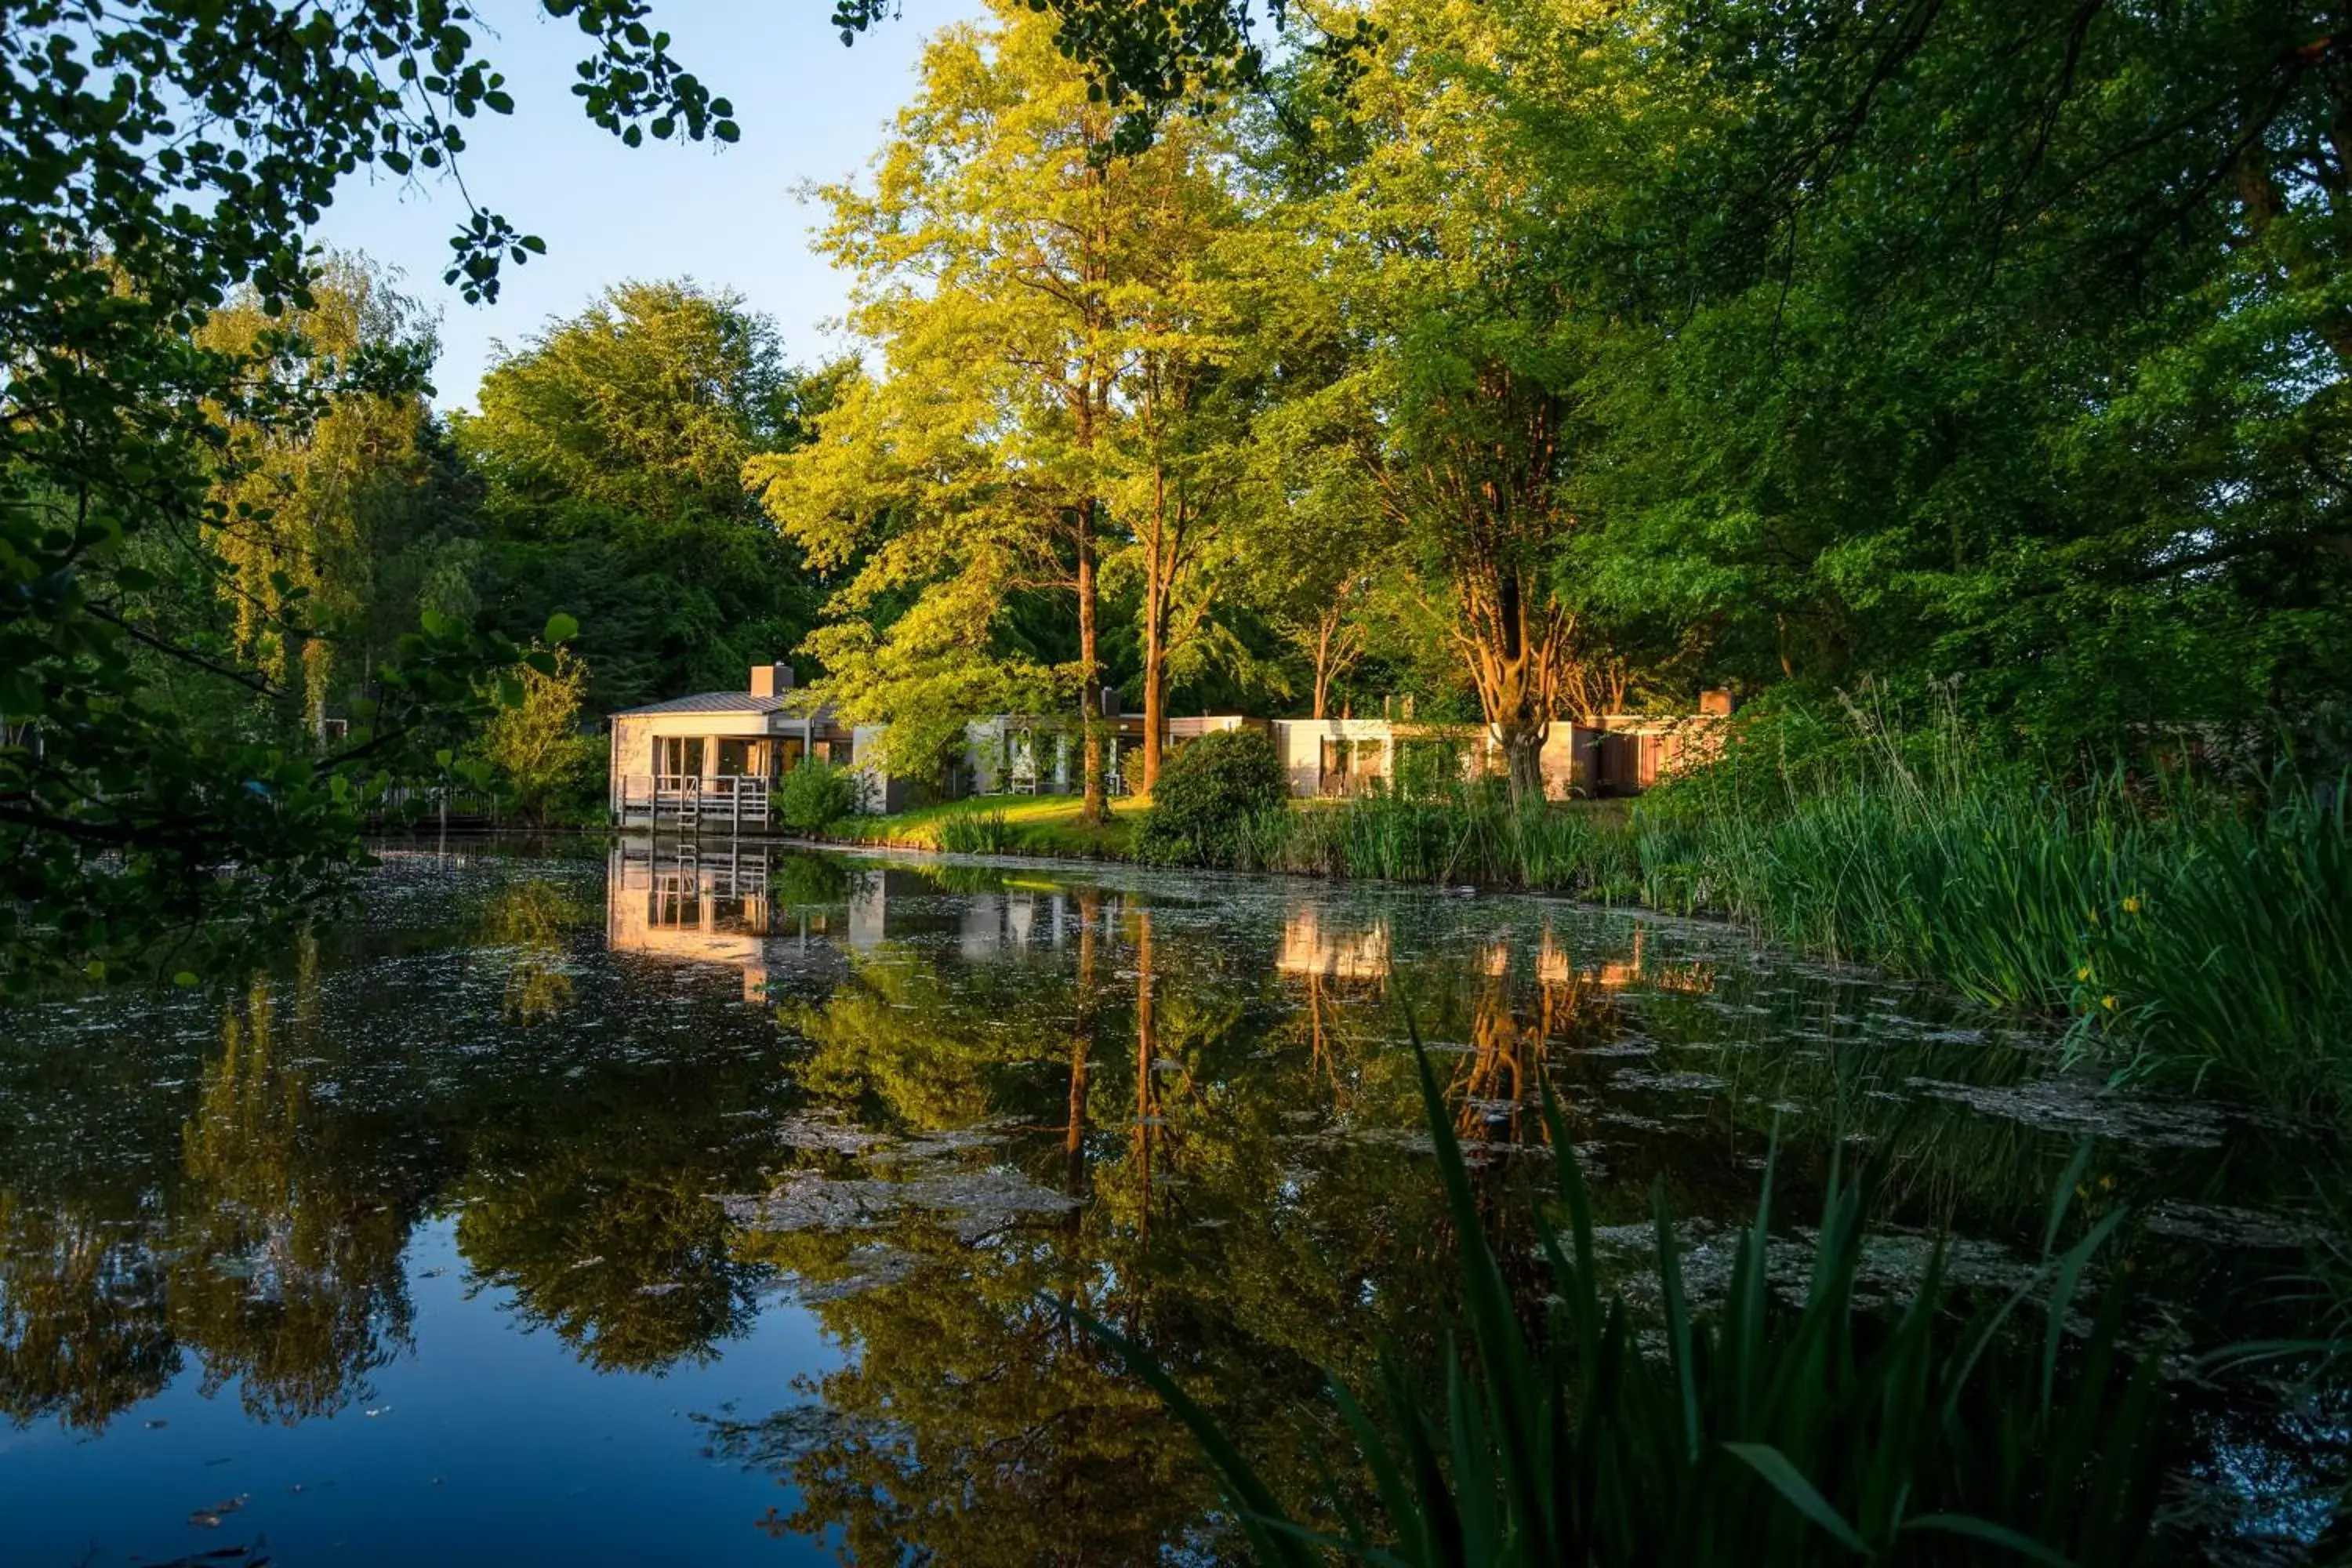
[609,662,1730,830]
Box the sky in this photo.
[316,0,983,412]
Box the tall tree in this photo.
[199,255,452,739]
[1110,258,1250,790]
[1572,0,2352,750]
[1250,0,1665,797]
[753,0,1237,816]
[459,281,838,712]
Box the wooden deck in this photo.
[615,774,771,833]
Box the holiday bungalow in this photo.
[608,662,857,829]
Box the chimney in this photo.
[1699,688,1734,717]
[751,662,795,698]
[1101,684,1121,718]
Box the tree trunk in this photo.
[1076,508,1105,825]
[1312,607,1338,720]
[1504,725,1547,804]
[1457,564,1564,809]
[1141,605,1165,795]
[1138,451,1176,793]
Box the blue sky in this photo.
[317,1,982,410]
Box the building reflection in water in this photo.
[1265,906,1718,1148]
[607,842,869,1000]
[1275,908,1392,986]
[606,844,1130,998]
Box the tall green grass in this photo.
[1085,1032,2178,1565]
[1632,710,2351,1116]
[1231,787,1640,897]
[937,806,1013,855]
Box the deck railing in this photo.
[616,774,771,832]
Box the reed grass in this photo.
[1083,1029,2178,1566]
[1632,711,2352,1116]
[1230,789,1640,897]
[937,806,1013,855]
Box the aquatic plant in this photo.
[938,806,1013,855]
[1087,1031,2178,1566]
[1634,709,2352,1117]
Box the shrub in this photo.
[476,645,602,825]
[1132,729,1290,866]
[775,760,860,833]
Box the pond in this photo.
[2,841,2343,1564]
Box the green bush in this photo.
[1133,729,1290,866]
[775,760,860,833]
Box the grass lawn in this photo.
[833,793,1142,859]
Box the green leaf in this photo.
[1724,1443,1871,1554]
[1902,1512,2078,1566]
[543,612,579,644]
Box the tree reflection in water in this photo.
[725,884,1579,1562]
[0,848,2337,1559]
[169,964,419,1422]
[2,949,421,1430]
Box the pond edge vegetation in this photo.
[810,705,2352,1128]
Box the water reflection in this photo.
[0,842,2341,1562]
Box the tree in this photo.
[475,644,600,825]
[1243,0,1664,797]
[1105,189,1248,792]
[1237,444,1392,719]
[459,281,840,713]
[199,255,456,741]
[753,0,1240,817]
[2,0,738,988]
[1570,0,2352,753]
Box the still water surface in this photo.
[2,841,2342,1563]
